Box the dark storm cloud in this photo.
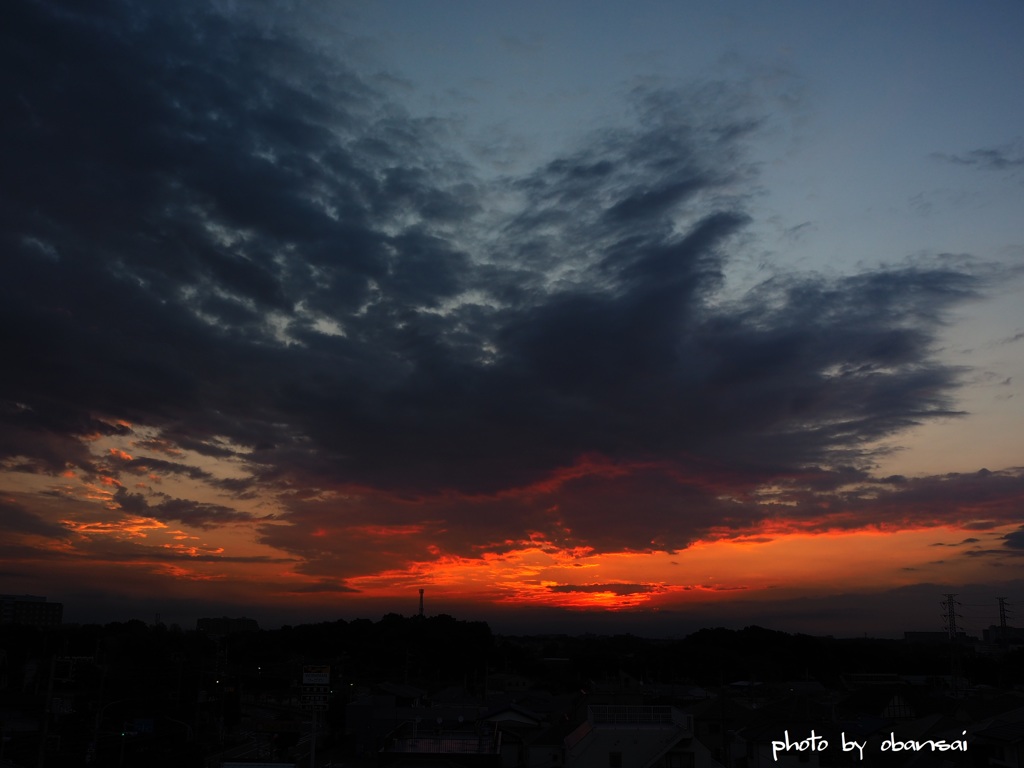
[0,402,129,475]
[104,450,215,482]
[0,0,1001,564]
[0,497,68,539]
[113,488,259,529]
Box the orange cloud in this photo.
[62,515,168,539]
[161,541,226,557]
[153,563,224,581]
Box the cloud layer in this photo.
[2,1,1020,610]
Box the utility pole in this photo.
[310,710,317,768]
[37,654,56,768]
[942,593,962,694]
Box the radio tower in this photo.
[419,588,424,617]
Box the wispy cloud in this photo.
[932,140,1024,171]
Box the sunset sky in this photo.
[3,0,1023,637]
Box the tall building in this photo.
[0,594,63,627]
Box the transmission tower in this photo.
[942,593,960,640]
[942,593,963,693]
[997,597,1011,644]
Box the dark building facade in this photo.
[0,594,63,627]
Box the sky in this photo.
[2,0,1023,637]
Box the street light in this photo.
[89,698,133,764]
[164,715,194,742]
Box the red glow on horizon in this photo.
[155,563,223,581]
[350,523,427,537]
